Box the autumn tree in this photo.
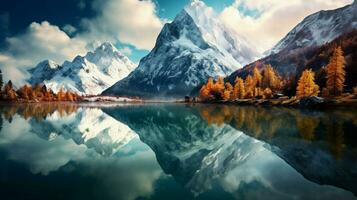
[17,85,32,100]
[4,81,17,101]
[326,46,346,96]
[244,75,255,98]
[211,76,225,100]
[253,67,262,97]
[199,85,211,101]
[4,80,13,93]
[222,82,233,101]
[234,77,245,99]
[66,92,74,101]
[253,67,262,87]
[57,88,66,101]
[296,69,320,97]
[262,65,281,91]
[263,88,273,99]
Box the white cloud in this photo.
[220,0,353,53]
[81,0,164,50]
[0,21,88,85]
[62,24,77,35]
[120,46,133,56]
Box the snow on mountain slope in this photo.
[103,1,259,98]
[28,60,61,85]
[29,42,136,95]
[268,0,357,55]
[185,0,258,65]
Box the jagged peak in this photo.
[82,42,130,62]
[98,42,116,50]
[184,0,215,23]
[95,42,121,54]
[36,59,59,69]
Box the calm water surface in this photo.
[0,103,356,200]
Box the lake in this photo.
[0,103,357,200]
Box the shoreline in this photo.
[1,97,357,109]
[195,97,357,109]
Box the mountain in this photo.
[28,42,136,95]
[28,60,62,85]
[268,0,357,55]
[226,29,357,91]
[103,0,259,98]
[227,1,357,89]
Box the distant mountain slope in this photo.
[103,1,259,98]
[268,0,357,55]
[226,29,357,91]
[28,60,62,85]
[28,42,136,95]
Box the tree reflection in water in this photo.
[0,103,79,122]
[198,105,357,159]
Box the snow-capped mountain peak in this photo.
[29,42,136,95]
[103,2,259,98]
[184,0,259,65]
[28,59,61,85]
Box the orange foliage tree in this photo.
[212,76,225,100]
[223,82,233,101]
[262,65,281,91]
[199,77,226,101]
[0,80,81,102]
[234,77,245,99]
[253,67,262,97]
[244,75,255,98]
[263,88,273,99]
[296,69,320,97]
[325,46,346,96]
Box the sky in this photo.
[0,0,353,85]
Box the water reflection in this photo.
[0,103,356,200]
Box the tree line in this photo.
[200,46,357,101]
[0,72,81,102]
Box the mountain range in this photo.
[27,0,357,98]
[29,42,136,95]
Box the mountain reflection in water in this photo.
[0,103,356,200]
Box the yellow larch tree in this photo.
[234,77,245,99]
[253,67,262,87]
[262,65,280,91]
[199,78,214,101]
[296,69,320,97]
[244,75,255,98]
[326,46,346,96]
[222,82,233,101]
[253,67,263,97]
